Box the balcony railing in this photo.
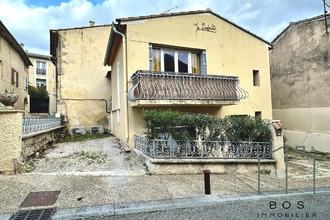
[36,68,46,75]
[127,70,248,102]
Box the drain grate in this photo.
[12,208,56,220]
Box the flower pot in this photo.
[0,93,19,109]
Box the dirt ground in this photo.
[287,148,330,180]
[23,136,330,180]
[24,136,145,175]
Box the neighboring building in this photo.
[270,14,330,152]
[104,9,273,148]
[27,52,56,114]
[50,22,112,132]
[0,20,32,113]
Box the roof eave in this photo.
[0,20,32,66]
[116,9,272,47]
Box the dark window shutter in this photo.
[16,71,19,87]
[149,44,152,71]
[11,68,15,84]
[200,50,207,74]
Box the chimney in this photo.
[89,21,95,27]
[20,43,24,48]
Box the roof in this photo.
[0,20,32,66]
[27,52,51,60]
[49,24,111,58]
[116,9,272,46]
[272,14,327,44]
[104,9,272,66]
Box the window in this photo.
[11,68,15,85]
[255,111,262,119]
[36,79,46,89]
[36,61,46,75]
[24,76,28,90]
[16,71,19,87]
[150,45,205,74]
[253,70,260,86]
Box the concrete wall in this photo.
[111,13,273,148]
[56,25,112,132]
[0,110,23,173]
[271,16,330,152]
[0,109,66,173]
[273,107,330,152]
[0,36,29,112]
[28,56,57,114]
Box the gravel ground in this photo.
[24,136,145,174]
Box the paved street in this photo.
[69,189,330,220]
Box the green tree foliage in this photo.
[28,85,49,99]
[142,109,272,143]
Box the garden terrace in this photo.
[134,135,272,159]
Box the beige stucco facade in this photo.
[50,24,112,132]
[270,15,330,152]
[27,53,57,114]
[0,21,31,113]
[105,11,273,148]
[0,110,23,173]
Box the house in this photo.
[0,20,32,113]
[103,9,274,149]
[270,14,330,153]
[27,52,56,114]
[50,22,112,133]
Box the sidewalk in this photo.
[1,172,330,219]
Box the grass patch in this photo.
[64,134,111,143]
[79,152,107,165]
[25,161,36,173]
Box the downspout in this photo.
[112,22,129,143]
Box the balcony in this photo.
[127,70,248,107]
[36,68,46,75]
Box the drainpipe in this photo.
[112,22,129,143]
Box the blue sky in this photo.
[0,0,326,55]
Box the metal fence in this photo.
[22,116,61,135]
[127,70,249,101]
[134,135,272,159]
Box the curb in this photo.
[52,188,330,219]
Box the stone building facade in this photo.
[270,14,330,152]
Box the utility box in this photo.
[89,125,104,134]
[70,127,86,136]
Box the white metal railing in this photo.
[22,116,61,135]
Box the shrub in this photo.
[222,115,271,142]
[28,85,49,99]
[142,109,272,143]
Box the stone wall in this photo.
[14,126,67,173]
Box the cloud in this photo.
[0,0,324,55]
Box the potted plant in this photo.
[0,86,19,110]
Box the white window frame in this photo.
[159,48,194,73]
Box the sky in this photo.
[0,0,326,55]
